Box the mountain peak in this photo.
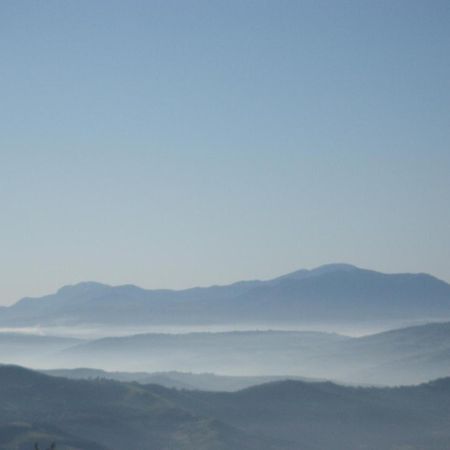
[275,263,359,282]
[56,281,111,296]
[310,263,358,274]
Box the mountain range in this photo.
[1,264,450,328]
[3,321,450,385]
[52,322,450,385]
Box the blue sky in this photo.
[1,0,449,304]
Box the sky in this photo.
[1,0,449,305]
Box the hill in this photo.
[55,330,347,374]
[0,365,286,450]
[55,322,450,385]
[3,366,450,449]
[335,321,450,384]
[152,377,450,450]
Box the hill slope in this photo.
[152,377,450,450]
[56,330,348,374]
[0,366,286,450]
[54,322,450,384]
[3,366,450,450]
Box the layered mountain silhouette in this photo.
[43,367,317,391]
[1,264,450,327]
[4,322,450,385]
[0,365,290,450]
[3,365,450,450]
[51,322,450,385]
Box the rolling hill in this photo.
[55,330,348,374]
[53,322,450,385]
[3,365,450,450]
[0,365,285,450]
[159,377,450,450]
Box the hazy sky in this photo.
[1,0,449,305]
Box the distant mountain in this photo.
[1,264,449,327]
[335,321,450,384]
[0,333,82,368]
[3,321,450,386]
[3,365,450,450]
[280,321,450,385]
[52,323,450,385]
[55,330,348,375]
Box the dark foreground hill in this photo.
[0,423,107,450]
[159,377,450,450]
[1,264,450,327]
[2,366,450,450]
[0,366,287,450]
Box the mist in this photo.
[2,0,450,447]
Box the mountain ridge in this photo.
[1,264,450,327]
[12,263,445,302]
[51,322,450,385]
